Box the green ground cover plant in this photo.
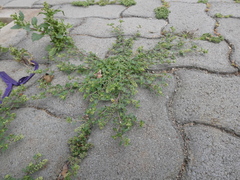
[215,13,232,18]
[154,0,171,19]
[199,33,224,43]
[198,0,208,3]
[71,0,136,7]
[4,153,48,180]
[0,20,7,29]
[1,3,209,179]
[0,86,27,152]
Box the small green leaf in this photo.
[31,17,38,26]
[31,33,44,41]
[11,24,22,29]
[19,11,25,21]
[49,47,57,56]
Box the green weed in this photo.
[154,6,170,19]
[4,153,48,180]
[215,13,232,18]
[198,0,208,3]
[0,20,7,29]
[11,2,73,57]
[71,0,136,7]
[199,33,224,43]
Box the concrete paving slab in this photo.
[208,2,240,18]
[152,40,236,73]
[173,69,240,134]
[218,18,240,67]
[54,4,126,19]
[0,107,81,179]
[73,35,116,59]
[166,2,215,36]
[77,77,184,179]
[4,0,37,8]
[184,125,240,180]
[0,0,12,6]
[122,0,161,18]
[71,17,167,38]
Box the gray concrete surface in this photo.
[0,0,240,179]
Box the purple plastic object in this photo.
[0,60,39,104]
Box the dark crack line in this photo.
[224,39,240,71]
[26,105,67,119]
[166,72,190,180]
[183,121,240,139]
[146,66,239,76]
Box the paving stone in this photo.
[36,0,77,5]
[152,40,236,73]
[0,107,80,179]
[72,18,167,38]
[132,38,159,53]
[218,18,240,67]
[167,0,232,2]
[209,2,240,18]
[122,0,161,18]
[166,2,215,36]
[173,69,240,134]
[4,0,38,8]
[73,36,116,59]
[54,4,125,19]
[25,82,88,118]
[0,0,12,6]
[77,76,184,180]
[184,125,240,180]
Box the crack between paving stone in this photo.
[166,72,190,180]
[26,105,67,120]
[182,121,240,139]
[146,66,239,76]
[224,39,240,71]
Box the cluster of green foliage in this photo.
[0,20,7,29]
[197,0,208,3]
[0,86,27,152]
[215,13,232,18]
[71,0,136,7]
[234,0,240,3]
[1,2,209,179]
[199,33,224,43]
[36,23,207,178]
[154,0,170,19]
[10,2,73,57]
[4,153,48,180]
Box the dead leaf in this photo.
[95,70,102,79]
[42,73,54,83]
[57,162,69,180]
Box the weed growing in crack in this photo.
[0,20,7,29]
[0,86,27,152]
[234,0,240,3]
[11,2,74,57]
[215,13,232,18]
[199,33,224,43]
[4,153,48,180]
[71,0,136,7]
[154,0,170,19]
[197,0,208,3]
[34,21,208,178]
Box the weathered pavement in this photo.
[0,0,240,179]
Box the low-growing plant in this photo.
[0,86,27,152]
[154,6,170,19]
[0,20,7,29]
[199,33,224,43]
[11,2,73,57]
[215,13,232,18]
[198,0,208,3]
[234,0,240,3]
[71,0,135,7]
[4,153,48,180]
